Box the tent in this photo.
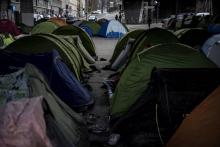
[0,19,21,36]
[31,21,58,34]
[80,20,101,36]
[111,68,220,147]
[205,41,220,67]
[0,34,14,48]
[48,18,67,27]
[0,50,93,109]
[201,34,220,55]
[98,20,127,38]
[166,86,220,147]
[0,97,53,147]
[109,29,146,64]
[110,43,216,118]
[110,28,179,71]
[208,24,220,34]
[174,28,210,48]
[5,34,86,80]
[53,25,96,57]
[0,64,89,147]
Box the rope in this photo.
[155,104,164,145]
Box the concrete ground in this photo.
[87,23,162,146]
[87,37,118,146]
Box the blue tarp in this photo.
[98,20,127,38]
[0,50,93,108]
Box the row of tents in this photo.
[0,18,99,147]
[164,14,220,34]
[102,27,220,146]
[32,18,128,38]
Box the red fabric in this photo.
[0,19,21,36]
[0,97,53,147]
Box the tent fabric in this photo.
[5,34,84,80]
[111,68,220,146]
[53,25,96,57]
[31,21,58,34]
[0,19,21,36]
[0,97,53,147]
[80,21,101,35]
[206,41,220,67]
[0,50,93,108]
[166,86,220,147]
[59,35,95,64]
[129,28,179,60]
[111,38,135,71]
[80,25,93,37]
[201,34,220,55]
[0,64,89,147]
[208,24,220,34]
[48,18,67,27]
[0,34,14,48]
[174,28,210,47]
[109,29,146,64]
[110,43,216,118]
[98,20,127,38]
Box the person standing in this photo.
[147,16,152,29]
[115,14,118,20]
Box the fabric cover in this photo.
[201,34,220,55]
[0,97,53,147]
[166,86,220,147]
[31,21,58,34]
[109,29,145,64]
[0,19,21,36]
[0,50,93,108]
[98,20,127,38]
[53,25,96,57]
[0,64,89,147]
[111,43,216,118]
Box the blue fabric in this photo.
[106,32,124,38]
[208,24,220,34]
[98,21,109,37]
[0,50,93,108]
[80,25,93,37]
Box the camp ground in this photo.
[1,2,220,147]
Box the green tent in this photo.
[130,28,179,60]
[110,28,179,72]
[81,20,101,35]
[109,29,146,64]
[31,21,58,34]
[5,34,86,80]
[59,35,95,64]
[53,25,96,57]
[110,43,216,118]
[0,64,89,147]
[174,28,210,48]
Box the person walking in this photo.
[147,16,152,29]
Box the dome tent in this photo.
[98,20,127,38]
[110,43,216,118]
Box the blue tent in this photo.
[208,24,220,34]
[0,50,93,109]
[80,25,93,37]
[98,20,127,38]
[201,34,220,55]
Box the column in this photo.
[20,0,34,26]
